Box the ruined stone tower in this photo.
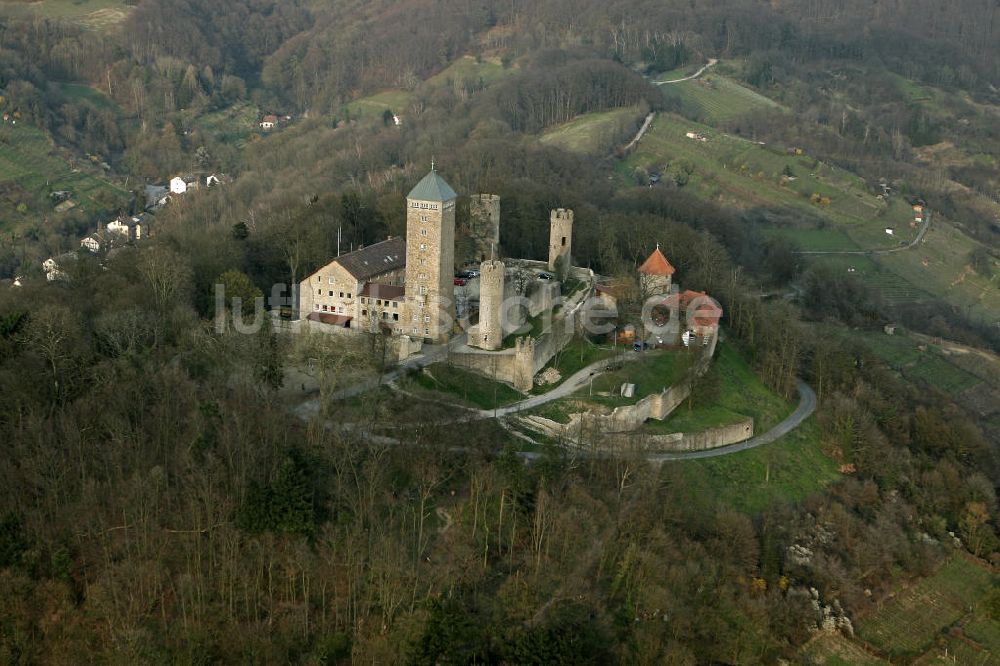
[548,208,574,273]
[475,258,505,351]
[404,168,457,343]
[468,194,501,264]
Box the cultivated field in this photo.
[660,74,781,123]
[623,114,914,236]
[800,633,891,665]
[0,121,127,232]
[855,555,998,659]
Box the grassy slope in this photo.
[660,74,780,123]
[401,362,524,410]
[667,417,839,514]
[0,0,131,30]
[650,341,795,434]
[0,121,127,232]
[346,56,514,119]
[624,114,911,236]
[540,106,644,156]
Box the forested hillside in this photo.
[0,0,999,662]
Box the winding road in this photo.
[655,58,718,85]
[796,211,932,256]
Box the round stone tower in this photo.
[477,258,505,351]
[548,208,574,272]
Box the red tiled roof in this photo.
[638,247,675,276]
[678,290,707,307]
[307,312,353,327]
[360,282,405,300]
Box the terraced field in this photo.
[855,555,998,659]
[625,115,907,228]
[660,74,781,123]
[800,633,890,665]
[0,121,126,230]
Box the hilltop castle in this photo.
[297,167,574,347]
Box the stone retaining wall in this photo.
[522,414,754,453]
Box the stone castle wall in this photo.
[521,413,753,454]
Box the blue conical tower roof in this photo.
[407,168,457,202]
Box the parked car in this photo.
[537,271,554,280]
[456,270,476,280]
[454,277,468,286]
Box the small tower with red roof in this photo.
[638,244,675,296]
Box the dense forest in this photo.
[0,0,999,662]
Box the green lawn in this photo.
[583,349,687,407]
[667,418,838,514]
[856,555,999,659]
[402,363,524,410]
[540,107,644,155]
[534,338,615,392]
[660,74,780,123]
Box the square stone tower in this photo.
[405,168,457,343]
[467,194,501,264]
[548,208,574,272]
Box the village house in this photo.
[106,213,151,242]
[169,175,200,195]
[260,114,278,130]
[42,252,78,281]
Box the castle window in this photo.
[412,314,418,321]
[314,304,319,311]
[362,310,367,316]
[317,289,322,295]
[347,293,352,299]
[392,302,398,308]
[420,243,426,250]
[393,313,399,321]
[425,328,429,335]
[418,285,427,295]
[424,315,430,323]
[420,215,428,222]
[420,229,428,236]
[430,205,438,211]
[329,291,333,296]
[316,276,321,282]
[561,236,566,247]
[322,305,328,311]
[328,277,335,284]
